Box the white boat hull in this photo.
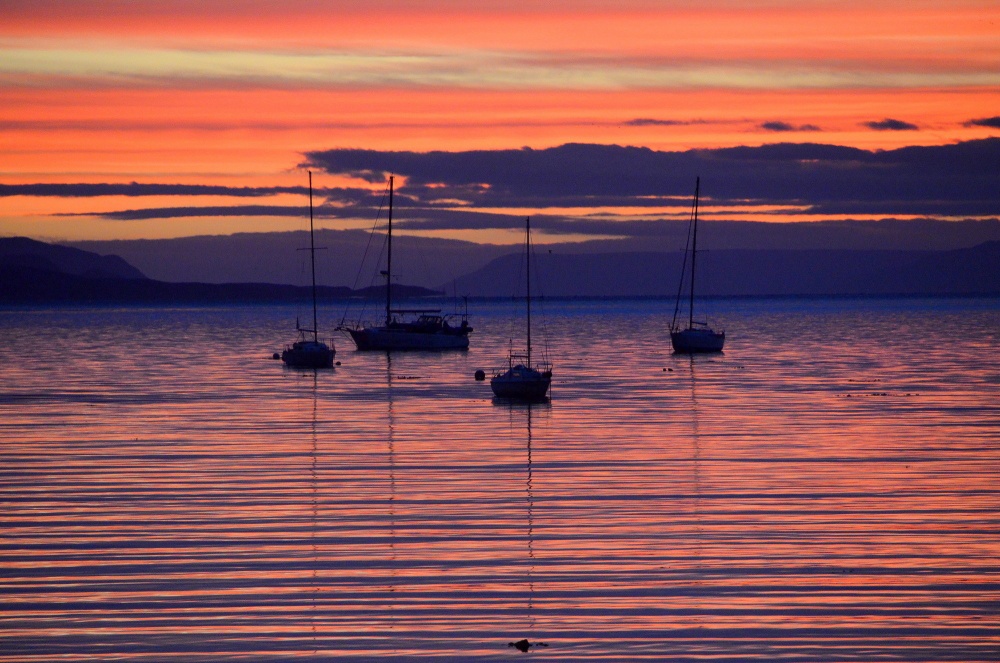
[348,327,469,351]
[671,328,725,353]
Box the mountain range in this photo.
[0,237,437,304]
[456,243,1000,297]
[2,232,999,304]
[65,219,1000,289]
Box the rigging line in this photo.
[411,223,464,311]
[365,230,391,322]
[507,227,527,348]
[341,180,391,325]
[527,230,552,364]
[671,185,696,331]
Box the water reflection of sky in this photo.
[1,298,998,660]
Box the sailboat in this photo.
[341,175,472,351]
[281,171,336,368]
[670,177,725,353]
[491,218,552,401]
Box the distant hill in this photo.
[0,266,440,305]
[69,229,507,290]
[66,220,1000,287]
[0,237,440,304]
[0,236,147,280]
[5,236,998,303]
[449,242,1000,297]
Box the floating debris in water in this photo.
[508,638,548,652]
[838,392,918,398]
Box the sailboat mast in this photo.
[308,170,319,343]
[689,177,700,330]
[526,217,531,368]
[386,175,394,327]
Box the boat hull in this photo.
[671,328,725,353]
[282,341,335,368]
[490,365,551,401]
[347,327,469,351]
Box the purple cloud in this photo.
[864,118,919,131]
[624,118,686,127]
[965,116,1000,129]
[761,121,822,132]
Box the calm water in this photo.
[1,298,999,661]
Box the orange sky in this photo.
[2,0,999,241]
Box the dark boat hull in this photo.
[347,327,470,351]
[671,328,725,353]
[282,341,335,368]
[490,365,551,401]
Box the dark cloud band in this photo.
[15,138,999,233]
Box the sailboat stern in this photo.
[490,363,552,400]
[282,339,336,368]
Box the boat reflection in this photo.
[525,405,535,636]
[497,400,548,652]
[384,353,398,646]
[7,299,999,660]
[309,371,318,654]
[686,354,704,576]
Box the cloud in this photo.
[965,116,1000,129]
[624,118,687,127]
[66,206,308,221]
[864,118,919,131]
[760,121,821,132]
[0,183,304,198]
[10,44,1000,92]
[804,200,1000,217]
[761,121,795,132]
[306,143,691,201]
[44,138,1000,232]
[305,138,1000,218]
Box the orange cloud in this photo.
[2,0,998,239]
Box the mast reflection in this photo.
[384,353,397,646]
[688,356,702,527]
[309,370,318,654]
[526,404,535,632]
[499,400,550,649]
[686,355,705,600]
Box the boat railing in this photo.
[672,319,725,337]
[390,308,442,315]
[336,313,471,335]
[494,352,552,373]
[391,309,470,326]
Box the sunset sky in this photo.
[2,0,999,245]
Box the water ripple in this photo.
[1,299,998,661]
